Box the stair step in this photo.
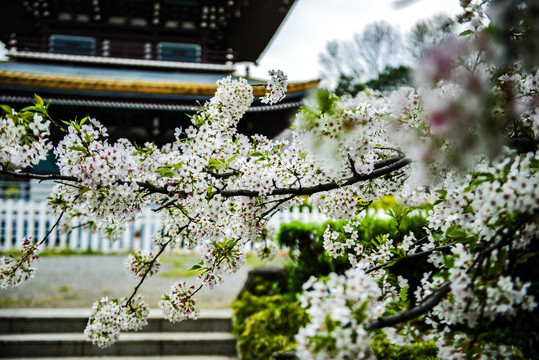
[0,332,237,357]
[0,309,233,334]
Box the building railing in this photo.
[8,36,234,65]
[0,199,327,253]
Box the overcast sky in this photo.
[248,0,462,81]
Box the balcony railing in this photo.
[8,36,234,65]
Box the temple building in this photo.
[0,0,318,198]
[0,0,318,145]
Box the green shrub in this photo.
[235,204,433,359]
[371,334,438,360]
[275,205,430,293]
[275,220,351,292]
[232,291,308,360]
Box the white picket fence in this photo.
[0,199,327,253]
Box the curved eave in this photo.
[0,69,320,97]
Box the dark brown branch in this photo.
[153,199,178,212]
[1,156,411,200]
[505,137,539,154]
[258,194,297,220]
[0,168,170,195]
[207,169,241,179]
[365,243,453,274]
[38,211,65,246]
[0,169,77,182]
[366,282,451,330]
[219,156,411,198]
[348,154,359,176]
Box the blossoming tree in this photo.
[1,0,538,358]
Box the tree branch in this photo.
[0,169,77,182]
[366,282,451,330]
[219,156,411,198]
[365,242,453,274]
[1,155,411,201]
[124,225,188,307]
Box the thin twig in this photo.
[124,225,188,307]
[258,194,297,220]
[11,211,65,274]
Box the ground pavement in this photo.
[0,255,248,309]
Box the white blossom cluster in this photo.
[124,250,162,278]
[296,269,383,360]
[296,91,394,178]
[55,122,139,188]
[158,281,200,323]
[84,295,149,348]
[0,237,40,288]
[49,180,143,240]
[0,112,51,168]
[303,143,538,359]
[209,76,253,125]
[253,240,279,261]
[260,69,288,105]
[0,14,537,355]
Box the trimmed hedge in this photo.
[232,289,307,360]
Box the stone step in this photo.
[0,332,237,357]
[0,309,233,334]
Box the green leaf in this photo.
[249,151,264,157]
[227,155,237,164]
[435,189,447,199]
[20,106,41,112]
[446,226,468,239]
[68,146,86,152]
[0,104,12,114]
[155,167,175,177]
[516,252,538,265]
[34,94,44,106]
[462,205,475,215]
[399,284,409,302]
[208,158,223,169]
[189,263,203,271]
[459,29,474,37]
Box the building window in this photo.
[157,42,200,62]
[49,35,95,56]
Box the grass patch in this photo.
[159,253,291,278]
[0,247,125,257]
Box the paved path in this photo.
[0,255,248,309]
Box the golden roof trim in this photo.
[0,70,319,97]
